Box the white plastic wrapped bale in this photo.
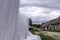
[0,0,29,40]
[15,13,29,40]
[0,0,19,40]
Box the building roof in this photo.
[41,21,51,27]
[41,16,60,27]
[51,17,60,25]
[41,19,56,27]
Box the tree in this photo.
[32,24,41,28]
[29,18,32,26]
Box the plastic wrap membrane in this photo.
[0,0,19,40]
[0,0,41,40]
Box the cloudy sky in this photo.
[20,0,60,24]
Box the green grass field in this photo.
[39,33,56,40]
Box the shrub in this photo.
[57,30,60,32]
[31,27,39,34]
[33,27,39,32]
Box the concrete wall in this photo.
[56,24,60,30]
[49,24,60,30]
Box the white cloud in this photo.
[20,6,53,17]
[20,0,60,9]
[48,10,60,20]
[20,0,60,24]
[20,6,60,24]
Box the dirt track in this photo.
[40,31,60,40]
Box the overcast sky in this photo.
[20,0,60,24]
